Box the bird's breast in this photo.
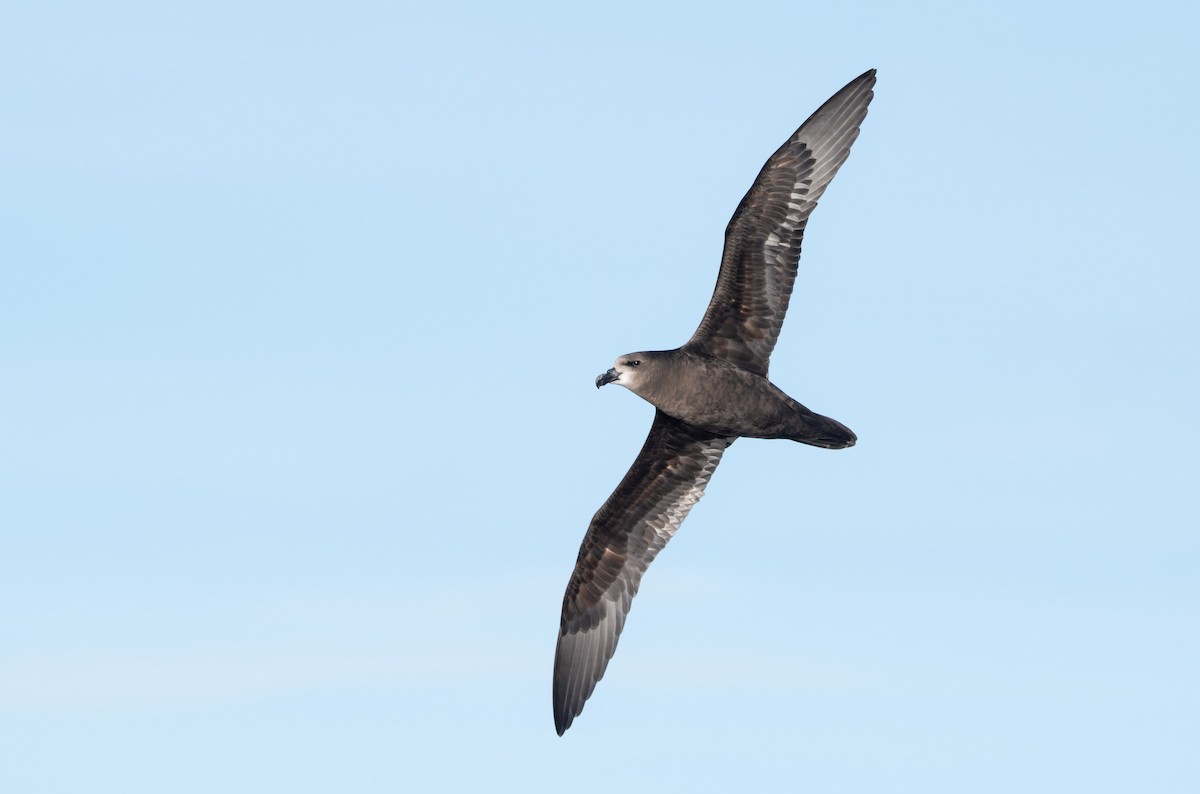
[644,361,797,439]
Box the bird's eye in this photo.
[629,360,641,367]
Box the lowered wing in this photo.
[553,411,733,734]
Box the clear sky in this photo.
[2,1,1197,792]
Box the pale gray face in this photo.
[595,353,651,391]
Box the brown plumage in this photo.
[554,69,876,735]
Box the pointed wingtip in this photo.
[847,68,877,95]
[553,683,569,735]
[553,694,574,735]
[552,640,580,736]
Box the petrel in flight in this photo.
[553,70,876,734]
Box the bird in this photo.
[553,69,876,735]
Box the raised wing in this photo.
[553,411,733,734]
[685,69,875,375]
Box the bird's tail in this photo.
[786,408,857,449]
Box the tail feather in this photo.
[787,410,856,449]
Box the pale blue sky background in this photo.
[2,1,1198,792]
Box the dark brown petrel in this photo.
[554,70,876,734]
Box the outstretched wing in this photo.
[553,411,733,734]
[685,69,876,376]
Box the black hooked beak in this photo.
[595,368,619,388]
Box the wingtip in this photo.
[553,699,574,735]
[848,68,877,93]
[811,69,875,122]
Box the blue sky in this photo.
[2,1,1198,791]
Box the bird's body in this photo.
[553,70,877,734]
[599,349,856,447]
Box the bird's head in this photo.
[595,352,663,393]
